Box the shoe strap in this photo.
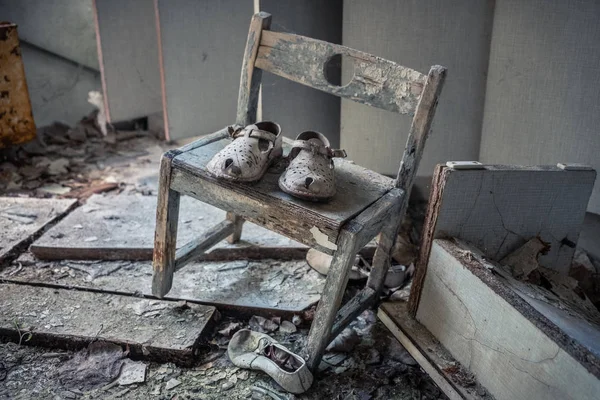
[292,139,347,159]
[230,125,278,144]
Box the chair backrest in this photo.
[237,12,446,194]
[256,30,425,115]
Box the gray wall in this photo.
[1,0,101,127]
[260,0,343,146]
[0,0,98,70]
[156,0,253,140]
[94,0,162,123]
[479,0,600,214]
[341,0,494,188]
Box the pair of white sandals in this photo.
[206,122,347,201]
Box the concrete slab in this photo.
[2,258,323,313]
[0,197,77,264]
[31,193,306,261]
[0,282,215,365]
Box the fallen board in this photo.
[2,258,324,313]
[93,0,162,122]
[0,197,77,264]
[410,164,596,313]
[0,282,215,365]
[415,239,600,400]
[31,193,307,261]
[378,301,488,400]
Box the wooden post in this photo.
[305,230,358,371]
[152,150,181,298]
[228,12,272,243]
[366,211,402,294]
[369,65,447,297]
[226,212,245,244]
[236,11,271,126]
[395,65,447,192]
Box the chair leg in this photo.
[367,212,402,295]
[152,152,181,298]
[226,212,244,244]
[305,230,357,371]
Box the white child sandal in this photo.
[206,121,282,182]
[228,329,313,394]
[278,131,346,201]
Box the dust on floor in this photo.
[0,121,445,399]
[0,311,446,400]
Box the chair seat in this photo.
[169,135,395,252]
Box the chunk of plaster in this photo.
[310,226,338,251]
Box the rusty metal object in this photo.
[0,22,36,148]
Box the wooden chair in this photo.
[152,12,446,371]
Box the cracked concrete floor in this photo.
[1,123,447,399]
[0,311,446,400]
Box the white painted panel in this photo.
[93,0,162,122]
[418,240,600,400]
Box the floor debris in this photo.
[249,316,280,334]
[500,237,549,280]
[57,342,125,391]
[326,328,361,353]
[164,378,181,390]
[0,308,448,399]
[117,360,147,386]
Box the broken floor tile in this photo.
[249,315,280,333]
[117,359,147,386]
[4,258,324,312]
[0,197,77,263]
[0,283,215,365]
[165,378,181,390]
[31,193,306,261]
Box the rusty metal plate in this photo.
[0,22,36,148]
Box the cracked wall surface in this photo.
[434,166,595,274]
[417,240,600,400]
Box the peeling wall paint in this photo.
[310,226,338,251]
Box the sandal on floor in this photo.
[278,131,346,201]
[207,121,282,182]
[228,329,313,394]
